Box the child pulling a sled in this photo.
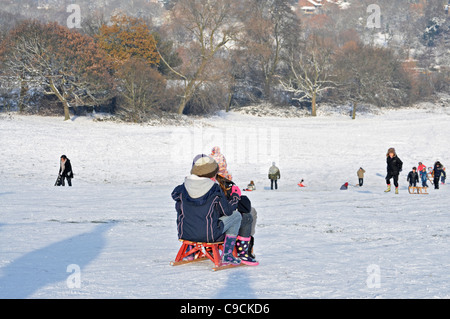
[407,167,419,187]
[171,154,258,267]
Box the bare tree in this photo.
[238,0,301,102]
[280,36,335,116]
[332,42,410,119]
[116,58,167,122]
[159,0,239,115]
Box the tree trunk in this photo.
[49,78,71,121]
[311,92,317,116]
[226,91,232,112]
[263,76,272,101]
[352,101,357,120]
[18,78,28,113]
[177,96,188,115]
[177,61,207,115]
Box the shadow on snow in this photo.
[0,223,111,298]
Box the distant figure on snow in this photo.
[245,180,256,191]
[357,167,365,186]
[268,162,280,190]
[298,179,305,187]
[418,162,428,187]
[340,182,349,190]
[433,161,445,189]
[385,147,403,194]
[57,155,73,186]
[407,167,419,187]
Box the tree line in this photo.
[0,0,448,121]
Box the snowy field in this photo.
[1,105,449,299]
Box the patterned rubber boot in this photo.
[384,184,391,192]
[236,236,259,266]
[395,187,399,194]
[221,235,241,266]
[248,236,255,259]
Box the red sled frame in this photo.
[170,239,241,271]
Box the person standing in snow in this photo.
[418,162,426,173]
[433,161,444,189]
[407,167,419,187]
[417,162,428,187]
[58,155,73,186]
[210,146,232,180]
[419,166,428,187]
[385,147,403,194]
[357,167,365,186]
[268,162,280,190]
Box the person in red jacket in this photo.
[417,162,428,187]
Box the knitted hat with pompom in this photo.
[191,154,219,178]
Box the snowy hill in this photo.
[0,106,449,299]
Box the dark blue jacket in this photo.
[433,163,444,179]
[407,171,419,184]
[172,183,240,243]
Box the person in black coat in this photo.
[58,155,73,186]
[407,167,419,187]
[385,147,403,193]
[433,161,444,189]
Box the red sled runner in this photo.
[170,239,245,271]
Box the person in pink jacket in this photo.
[210,146,232,180]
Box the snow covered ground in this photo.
[1,105,449,299]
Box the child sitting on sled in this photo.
[216,174,258,265]
[171,154,258,266]
[245,180,256,191]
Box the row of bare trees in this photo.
[0,0,448,121]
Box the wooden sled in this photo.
[427,168,434,185]
[408,186,428,194]
[170,239,244,271]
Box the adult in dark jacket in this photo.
[407,167,419,187]
[433,161,444,189]
[385,147,403,194]
[172,154,253,266]
[58,155,73,186]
